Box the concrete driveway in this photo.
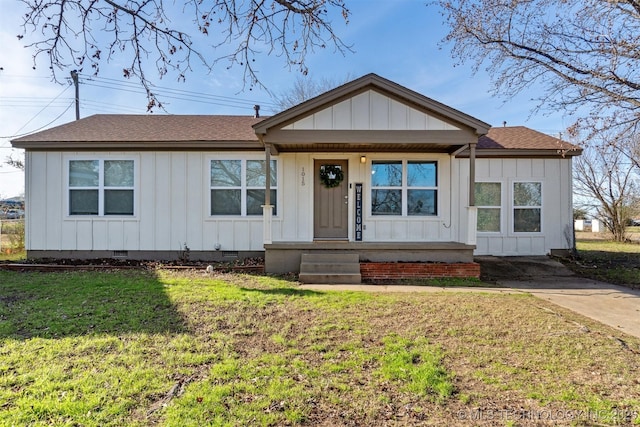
[477,256,640,339]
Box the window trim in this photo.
[512,180,543,234]
[475,181,502,234]
[66,157,137,217]
[369,159,439,217]
[209,157,278,217]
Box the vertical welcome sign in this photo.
[355,183,363,241]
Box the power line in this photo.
[0,99,75,108]
[81,74,279,107]
[0,101,74,140]
[6,84,73,136]
[80,99,143,114]
[78,74,279,112]
[1,73,281,114]
[0,72,282,144]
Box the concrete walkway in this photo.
[500,277,640,339]
[479,256,640,339]
[300,256,640,339]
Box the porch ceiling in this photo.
[272,142,459,153]
[262,129,476,154]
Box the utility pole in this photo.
[70,70,79,120]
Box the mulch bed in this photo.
[0,257,265,274]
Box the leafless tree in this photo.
[574,139,639,242]
[437,0,640,143]
[272,73,351,111]
[17,0,352,110]
[5,155,25,171]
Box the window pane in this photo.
[70,189,98,215]
[211,189,241,215]
[371,162,402,187]
[407,162,437,187]
[211,160,241,187]
[247,189,277,215]
[371,189,402,215]
[514,182,541,206]
[104,160,134,187]
[478,208,501,232]
[514,208,541,232]
[104,190,134,215]
[475,183,501,206]
[246,160,277,187]
[408,190,437,216]
[69,160,99,187]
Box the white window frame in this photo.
[370,160,439,217]
[209,158,278,217]
[66,157,137,217]
[512,181,543,233]
[475,181,502,233]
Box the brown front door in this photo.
[314,160,349,239]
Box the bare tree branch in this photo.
[437,0,640,145]
[272,73,352,111]
[5,155,25,171]
[16,0,352,110]
[573,133,640,241]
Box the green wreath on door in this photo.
[319,165,344,188]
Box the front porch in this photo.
[264,241,479,282]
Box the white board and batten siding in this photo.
[276,89,462,243]
[25,151,278,253]
[466,157,574,256]
[276,153,456,244]
[283,90,460,131]
[23,87,574,256]
[24,90,466,253]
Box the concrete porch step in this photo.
[299,253,361,284]
[298,272,362,284]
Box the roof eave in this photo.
[457,148,583,158]
[12,140,263,150]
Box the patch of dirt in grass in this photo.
[562,239,640,289]
[167,278,640,426]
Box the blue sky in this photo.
[0,0,574,198]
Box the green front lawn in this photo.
[1,270,639,426]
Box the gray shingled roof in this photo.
[480,126,578,151]
[11,115,264,144]
[11,115,581,156]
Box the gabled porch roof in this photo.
[252,73,491,154]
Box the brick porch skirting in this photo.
[360,262,480,282]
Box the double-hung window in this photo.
[69,160,135,216]
[371,160,438,216]
[513,182,542,232]
[210,159,277,216]
[475,182,501,232]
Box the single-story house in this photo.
[11,74,581,282]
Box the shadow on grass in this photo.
[0,270,188,339]
[239,286,325,297]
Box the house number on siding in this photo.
[301,167,306,186]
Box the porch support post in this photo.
[467,141,477,245]
[469,142,476,207]
[262,144,274,244]
[466,206,477,246]
[265,145,271,205]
